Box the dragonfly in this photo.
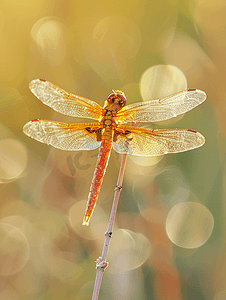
[23,79,206,225]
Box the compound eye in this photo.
[107,93,116,103]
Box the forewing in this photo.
[115,89,207,123]
[113,125,205,156]
[29,79,103,120]
[23,120,101,151]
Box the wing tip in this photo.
[29,79,37,92]
[199,133,206,146]
[188,129,206,147]
[23,119,41,136]
[23,121,33,136]
[188,88,207,102]
[29,78,47,91]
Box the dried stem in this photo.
[91,153,127,300]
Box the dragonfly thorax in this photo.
[104,119,112,126]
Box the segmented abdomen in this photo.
[82,129,113,226]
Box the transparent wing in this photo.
[113,125,205,156]
[29,79,103,120]
[115,89,207,123]
[23,119,101,151]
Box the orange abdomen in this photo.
[82,129,113,226]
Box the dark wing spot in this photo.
[85,127,92,133]
[124,130,131,135]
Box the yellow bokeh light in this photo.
[107,229,151,273]
[140,64,187,101]
[163,33,216,84]
[84,16,141,85]
[166,202,214,249]
[31,17,71,66]
[0,223,29,275]
[129,155,163,167]
[33,209,68,244]
[0,139,27,182]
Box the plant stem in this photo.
[91,153,127,300]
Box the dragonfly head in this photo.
[105,90,127,111]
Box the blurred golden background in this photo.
[0,0,225,299]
